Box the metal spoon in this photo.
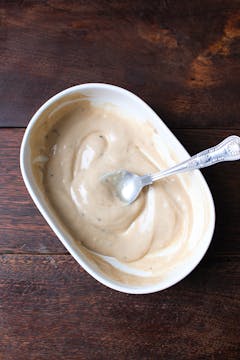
[102,135,240,205]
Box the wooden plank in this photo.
[0,254,239,359]
[0,128,239,256]
[1,1,240,128]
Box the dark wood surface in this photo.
[0,1,239,359]
[0,255,239,360]
[1,0,240,129]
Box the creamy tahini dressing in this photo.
[30,99,194,285]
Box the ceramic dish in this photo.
[20,83,215,294]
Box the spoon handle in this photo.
[151,135,240,182]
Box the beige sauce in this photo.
[31,100,194,285]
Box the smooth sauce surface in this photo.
[31,100,194,285]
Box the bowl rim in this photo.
[20,83,215,294]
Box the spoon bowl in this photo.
[102,170,151,204]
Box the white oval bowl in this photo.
[20,83,215,294]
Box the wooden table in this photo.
[0,1,240,359]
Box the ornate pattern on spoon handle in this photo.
[187,135,240,170]
[150,135,240,183]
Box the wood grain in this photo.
[0,254,239,360]
[1,0,240,128]
[1,2,240,359]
